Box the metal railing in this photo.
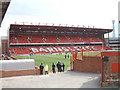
[13,22,95,28]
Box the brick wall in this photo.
[1,69,40,78]
[101,51,120,87]
[2,39,9,55]
[1,69,55,78]
[74,56,101,73]
[102,56,120,81]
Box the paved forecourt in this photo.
[2,71,101,88]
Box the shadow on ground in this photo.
[80,75,101,88]
[64,71,101,88]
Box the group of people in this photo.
[56,62,65,72]
[39,64,49,75]
[65,54,69,59]
[39,62,65,75]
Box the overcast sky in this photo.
[0,0,119,37]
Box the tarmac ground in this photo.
[2,71,101,88]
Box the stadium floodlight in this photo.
[112,20,115,38]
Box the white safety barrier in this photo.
[0,59,35,71]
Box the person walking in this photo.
[40,63,44,75]
[62,63,65,72]
[44,64,49,75]
[60,63,63,72]
[65,55,66,59]
[52,63,56,73]
[68,54,69,59]
[57,62,60,72]
[59,62,62,72]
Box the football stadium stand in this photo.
[8,23,112,55]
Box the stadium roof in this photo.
[9,24,113,35]
[0,0,11,27]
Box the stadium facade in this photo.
[109,37,120,50]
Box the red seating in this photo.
[18,35,28,43]
[10,34,105,44]
[10,35,18,43]
[30,35,44,43]
[9,34,109,55]
[78,36,91,43]
[9,47,30,54]
[9,45,111,55]
[58,35,71,43]
[43,35,58,43]
[66,35,82,43]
